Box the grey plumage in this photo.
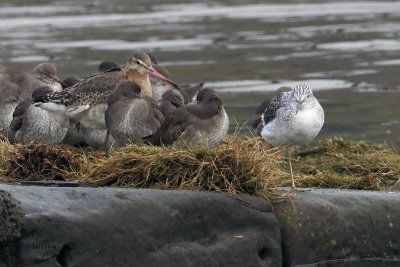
[150,63,173,101]
[0,82,22,137]
[14,63,62,98]
[258,84,324,147]
[159,90,185,118]
[179,82,204,104]
[146,53,203,103]
[152,78,203,104]
[32,52,180,149]
[0,73,8,88]
[143,88,228,148]
[195,88,229,148]
[0,65,20,86]
[62,122,111,148]
[10,86,69,145]
[35,52,174,123]
[98,61,120,73]
[61,77,81,89]
[252,87,291,136]
[105,81,164,157]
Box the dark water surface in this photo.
[1,0,399,145]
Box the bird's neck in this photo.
[125,72,153,98]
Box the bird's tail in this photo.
[142,134,161,146]
[179,82,204,104]
[251,117,263,137]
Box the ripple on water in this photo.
[289,22,400,38]
[317,39,400,52]
[10,55,50,63]
[206,79,356,93]
[301,69,379,79]
[34,38,214,52]
[0,5,81,16]
[373,59,400,66]
[250,51,327,62]
[1,2,400,30]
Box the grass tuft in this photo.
[0,136,399,198]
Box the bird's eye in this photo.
[136,60,142,65]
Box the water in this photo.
[1,0,399,145]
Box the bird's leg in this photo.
[287,146,296,190]
[289,155,295,190]
[75,122,81,133]
[104,130,111,158]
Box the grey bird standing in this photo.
[254,84,324,147]
[143,88,228,148]
[0,82,22,138]
[105,81,164,157]
[10,86,69,145]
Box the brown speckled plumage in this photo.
[46,69,124,108]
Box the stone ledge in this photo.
[0,189,24,267]
[1,183,400,266]
[273,188,400,266]
[0,184,281,267]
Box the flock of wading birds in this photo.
[0,52,325,157]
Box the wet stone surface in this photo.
[0,190,25,267]
[2,184,400,266]
[0,184,281,267]
[273,188,400,266]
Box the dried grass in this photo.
[0,136,399,199]
[86,136,281,198]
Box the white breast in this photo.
[261,100,324,147]
[287,104,324,145]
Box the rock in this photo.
[0,184,281,266]
[273,188,400,266]
[0,190,24,243]
[0,190,25,266]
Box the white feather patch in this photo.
[66,105,90,117]
[35,102,67,114]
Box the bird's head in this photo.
[107,81,142,105]
[123,52,180,89]
[289,84,314,113]
[31,63,61,84]
[161,90,184,108]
